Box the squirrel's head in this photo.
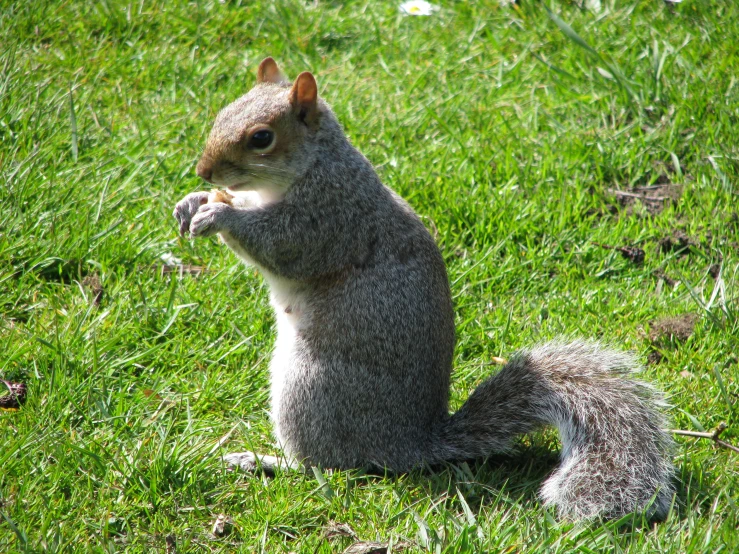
[196,57,326,200]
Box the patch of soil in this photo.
[646,350,664,365]
[0,381,27,409]
[652,270,679,287]
[609,181,683,216]
[658,230,696,254]
[621,245,645,264]
[593,242,645,264]
[649,313,699,345]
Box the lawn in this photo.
[1,0,738,552]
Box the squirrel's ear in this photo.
[290,71,319,125]
[257,57,288,85]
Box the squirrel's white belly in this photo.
[263,272,307,447]
[228,188,284,208]
[217,225,305,445]
[269,315,295,447]
[218,222,306,445]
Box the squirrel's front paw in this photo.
[173,191,209,236]
[189,202,233,237]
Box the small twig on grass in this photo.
[669,422,739,454]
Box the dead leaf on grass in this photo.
[211,514,233,537]
[658,230,696,254]
[82,273,104,306]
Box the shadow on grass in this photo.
[359,441,712,532]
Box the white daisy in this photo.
[399,1,439,16]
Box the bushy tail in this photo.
[433,340,675,520]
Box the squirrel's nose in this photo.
[196,160,213,183]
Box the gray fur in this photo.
[173,61,675,520]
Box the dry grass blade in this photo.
[324,521,358,540]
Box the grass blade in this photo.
[543,4,638,101]
[712,365,735,418]
[531,52,578,81]
[69,87,78,162]
[543,4,598,57]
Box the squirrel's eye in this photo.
[249,130,274,150]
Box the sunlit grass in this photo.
[1,1,738,552]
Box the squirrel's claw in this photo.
[173,191,209,238]
[178,218,190,238]
[189,202,231,238]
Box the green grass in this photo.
[1,0,738,551]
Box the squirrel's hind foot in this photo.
[223,451,302,476]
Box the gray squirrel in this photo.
[173,58,674,520]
